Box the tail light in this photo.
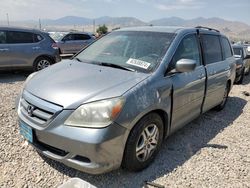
[52,43,59,49]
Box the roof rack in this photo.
[195,26,220,33]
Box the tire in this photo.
[245,66,250,75]
[236,68,245,85]
[122,113,164,172]
[33,56,53,71]
[215,82,230,111]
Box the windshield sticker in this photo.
[126,58,151,69]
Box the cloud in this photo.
[136,0,205,10]
[0,0,92,21]
[134,0,205,10]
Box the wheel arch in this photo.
[129,109,170,139]
[33,55,56,65]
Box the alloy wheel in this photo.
[136,124,159,162]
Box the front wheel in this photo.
[236,68,245,85]
[122,113,164,172]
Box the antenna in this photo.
[39,18,42,30]
[6,13,9,26]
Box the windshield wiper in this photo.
[74,57,83,62]
[97,62,136,72]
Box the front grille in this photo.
[19,90,63,127]
[20,98,54,125]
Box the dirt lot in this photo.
[0,71,249,188]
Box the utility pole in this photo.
[93,19,95,33]
[6,13,9,26]
[39,18,42,30]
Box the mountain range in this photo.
[3,16,250,41]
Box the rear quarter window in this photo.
[201,34,223,64]
[33,34,44,43]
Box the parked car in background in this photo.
[233,44,250,84]
[0,27,61,71]
[50,32,95,55]
[18,26,235,174]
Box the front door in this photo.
[168,34,206,133]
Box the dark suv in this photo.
[0,27,61,71]
[232,44,250,84]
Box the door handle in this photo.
[32,47,40,50]
[0,48,9,51]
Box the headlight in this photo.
[64,97,125,128]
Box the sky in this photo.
[0,0,250,24]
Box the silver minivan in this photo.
[18,26,236,174]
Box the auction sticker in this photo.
[126,58,151,69]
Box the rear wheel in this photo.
[122,113,164,172]
[33,56,53,71]
[215,82,230,111]
[236,68,245,85]
[245,66,250,75]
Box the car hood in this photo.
[25,60,149,109]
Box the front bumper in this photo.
[17,92,129,174]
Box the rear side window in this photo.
[63,34,74,41]
[0,31,6,44]
[7,31,34,44]
[75,34,91,40]
[221,37,233,58]
[233,48,242,57]
[201,35,223,64]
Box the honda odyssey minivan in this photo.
[18,26,235,174]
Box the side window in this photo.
[221,37,233,58]
[233,48,242,57]
[0,31,7,44]
[7,31,34,44]
[170,34,201,70]
[33,34,44,43]
[63,34,74,41]
[75,34,91,40]
[201,34,223,64]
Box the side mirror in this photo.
[175,59,196,73]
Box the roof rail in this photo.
[195,26,220,33]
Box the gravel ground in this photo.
[0,71,249,188]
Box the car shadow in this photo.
[0,70,31,83]
[41,96,247,188]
